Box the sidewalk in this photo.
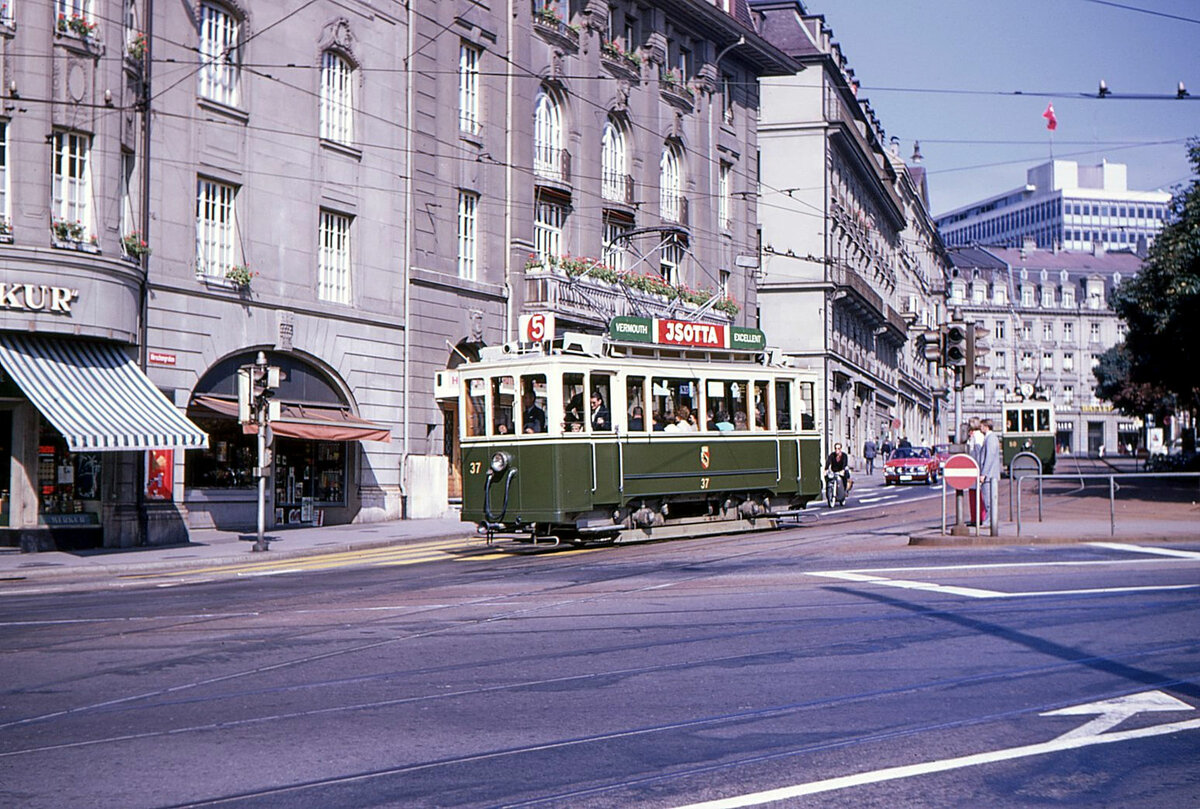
[909,488,1200,546]
[0,515,476,582]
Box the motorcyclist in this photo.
[825,442,852,505]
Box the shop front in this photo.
[184,351,391,530]
[0,334,208,549]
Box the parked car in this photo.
[883,446,940,485]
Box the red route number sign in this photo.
[942,453,980,491]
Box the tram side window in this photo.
[465,378,487,437]
[520,374,547,434]
[754,381,770,429]
[798,381,815,430]
[704,379,746,431]
[590,375,613,432]
[775,380,792,430]
[492,376,516,435]
[652,376,699,431]
[1006,409,1020,433]
[563,373,586,432]
[1036,407,1051,432]
[626,377,647,432]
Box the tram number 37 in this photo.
[700,477,711,489]
[469,461,482,474]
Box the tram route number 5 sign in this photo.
[520,312,555,343]
[943,453,980,490]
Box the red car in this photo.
[883,446,940,485]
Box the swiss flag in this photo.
[1043,103,1058,131]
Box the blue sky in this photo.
[805,0,1199,215]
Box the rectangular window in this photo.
[318,209,352,304]
[56,1,90,24]
[459,42,481,135]
[1089,322,1100,343]
[1062,287,1075,307]
[1063,321,1074,342]
[721,73,734,123]
[994,350,1007,371]
[1021,321,1033,341]
[1043,322,1054,341]
[1063,385,1074,406]
[195,177,237,277]
[491,376,515,435]
[457,191,478,281]
[718,162,731,230]
[994,321,1005,341]
[520,375,548,434]
[774,380,792,430]
[120,150,137,245]
[797,381,815,430]
[1021,351,1033,372]
[1021,286,1034,306]
[534,195,567,261]
[1041,288,1054,308]
[703,379,749,431]
[1043,352,1054,371]
[199,2,240,106]
[651,376,699,431]
[319,52,354,145]
[626,376,647,432]
[1063,352,1074,372]
[1,0,13,24]
[51,131,92,241]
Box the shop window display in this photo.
[37,417,102,525]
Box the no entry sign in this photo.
[943,453,980,490]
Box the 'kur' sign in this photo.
[943,453,980,490]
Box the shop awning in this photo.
[0,334,209,452]
[192,395,392,443]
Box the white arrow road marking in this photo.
[1040,689,1195,740]
[671,691,1199,809]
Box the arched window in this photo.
[534,87,565,180]
[320,51,355,145]
[660,143,682,222]
[601,117,627,202]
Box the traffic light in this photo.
[237,355,282,423]
[964,321,990,387]
[944,321,967,369]
[919,329,943,363]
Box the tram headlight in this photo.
[490,451,512,474]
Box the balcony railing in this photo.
[661,195,689,227]
[602,173,635,206]
[534,148,571,185]
[524,268,734,328]
[532,9,580,48]
[659,70,695,109]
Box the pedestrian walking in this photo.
[863,437,877,474]
[978,418,1002,536]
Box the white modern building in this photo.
[936,160,1171,253]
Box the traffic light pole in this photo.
[254,401,269,552]
[952,366,965,534]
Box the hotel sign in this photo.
[0,283,80,314]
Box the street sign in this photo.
[943,453,980,490]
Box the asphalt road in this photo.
[2,488,1197,808]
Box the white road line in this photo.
[1089,542,1200,559]
[671,717,1200,808]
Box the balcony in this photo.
[532,9,579,50]
[661,195,689,228]
[600,40,642,81]
[659,70,695,111]
[524,263,735,330]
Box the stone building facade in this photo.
[948,245,1145,456]
[0,1,407,545]
[750,0,949,462]
[404,0,800,507]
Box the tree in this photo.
[1092,342,1176,421]
[1108,138,1200,422]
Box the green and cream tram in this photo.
[1001,394,1056,473]
[435,317,823,545]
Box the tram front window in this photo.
[492,376,516,435]
[465,378,487,437]
[563,373,586,432]
[1006,409,1020,433]
[590,375,612,432]
[520,374,547,434]
[1036,408,1051,432]
[1022,410,1035,432]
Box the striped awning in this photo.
[0,334,209,452]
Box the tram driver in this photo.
[590,389,611,432]
[522,388,546,434]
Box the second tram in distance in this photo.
[436,316,823,545]
[1001,393,1056,473]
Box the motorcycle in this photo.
[825,469,848,507]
